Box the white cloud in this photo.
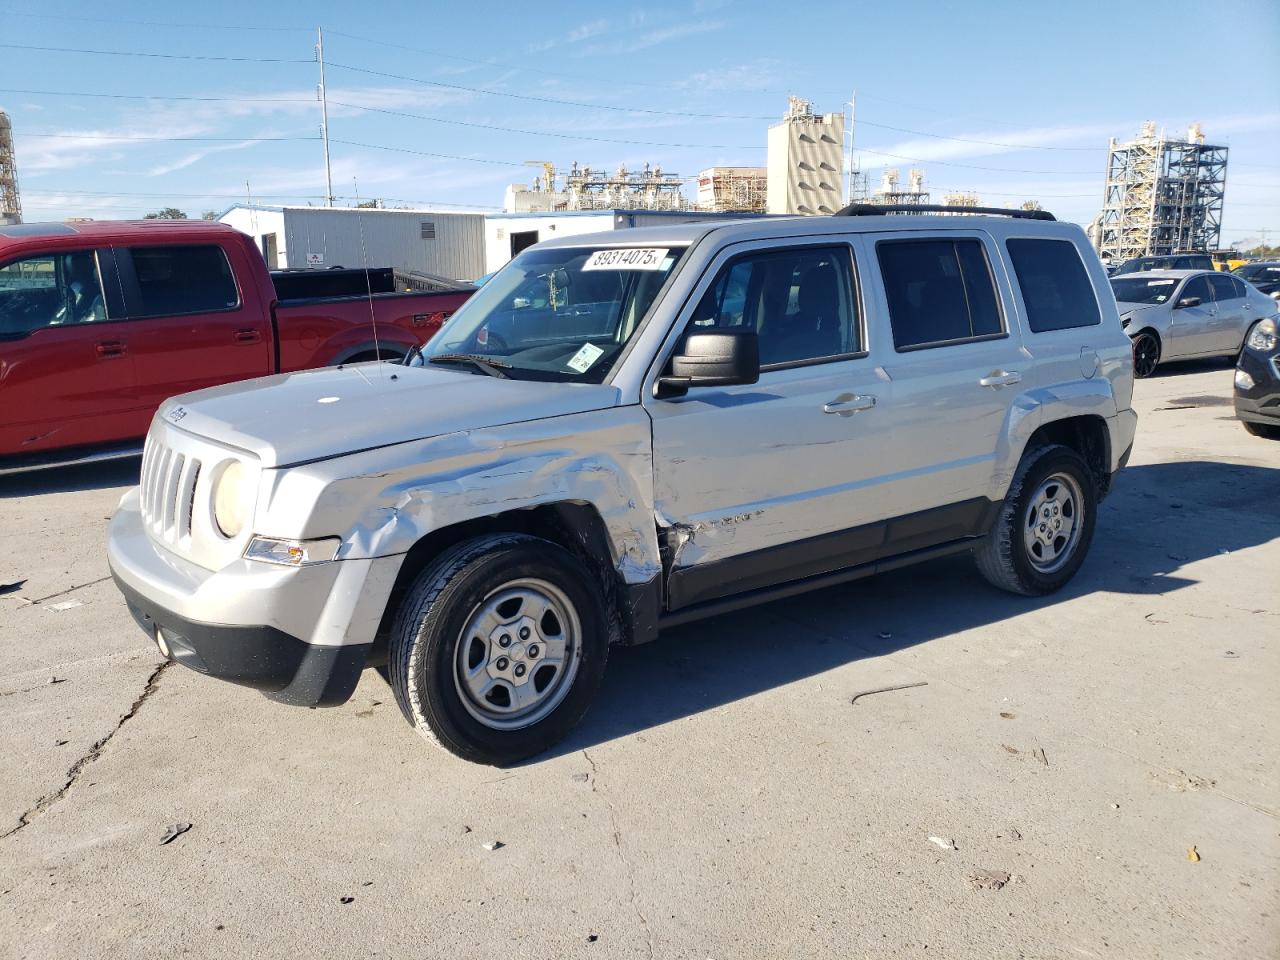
[148,140,263,176]
[583,19,726,55]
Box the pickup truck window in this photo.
[688,246,859,366]
[878,239,1003,350]
[1006,238,1102,332]
[125,245,239,318]
[424,245,685,383]
[0,250,107,338]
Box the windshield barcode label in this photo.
[582,248,670,271]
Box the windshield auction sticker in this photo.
[582,248,669,271]
[566,342,605,373]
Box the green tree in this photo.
[144,207,189,220]
[201,210,220,221]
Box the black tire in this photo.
[1242,419,1280,440]
[973,444,1098,596]
[341,348,403,364]
[1131,330,1161,378]
[387,534,609,765]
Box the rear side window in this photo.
[1208,274,1244,301]
[1006,239,1101,332]
[126,245,239,318]
[877,239,1002,350]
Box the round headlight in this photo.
[212,460,247,539]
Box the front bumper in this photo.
[107,488,402,706]
[1235,348,1280,427]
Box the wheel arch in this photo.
[1022,414,1112,499]
[370,501,639,663]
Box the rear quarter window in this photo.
[1006,239,1101,332]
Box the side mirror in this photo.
[1176,296,1201,308]
[655,330,759,398]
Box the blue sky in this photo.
[3,0,1278,245]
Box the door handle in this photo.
[823,393,876,416]
[978,370,1022,388]
[234,328,262,343]
[95,340,126,358]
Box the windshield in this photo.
[1111,277,1178,304]
[1234,264,1280,282]
[424,245,685,383]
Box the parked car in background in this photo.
[1111,269,1279,377]
[0,220,471,473]
[1235,317,1280,439]
[1113,252,1215,275]
[1232,261,1280,302]
[108,205,1137,764]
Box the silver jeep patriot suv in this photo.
[108,205,1138,765]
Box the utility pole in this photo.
[316,27,334,207]
[845,90,858,205]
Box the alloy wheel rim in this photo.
[1022,472,1084,574]
[1133,334,1158,377]
[453,578,581,731]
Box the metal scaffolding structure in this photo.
[504,161,692,213]
[1095,122,1227,262]
[696,166,767,213]
[872,168,929,206]
[0,111,21,225]
[942,191,980,208]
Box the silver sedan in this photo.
[1112,270,1280,378]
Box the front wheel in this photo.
[1242,419,1280,440]
[1131,331,1161,378]
[388,534,609,765]
[974,444,1098,596]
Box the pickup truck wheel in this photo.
[973,444,1097,596]
[387,534,608,765]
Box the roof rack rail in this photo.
[833,203,1056,221]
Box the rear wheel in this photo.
[1131,330,1161,378]
[341,348,403,364]
[974,444,1098,596]
[388,534,609,765]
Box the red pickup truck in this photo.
[0,220,471,472]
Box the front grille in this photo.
[140,434,201,545]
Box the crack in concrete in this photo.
[0,659,170,841]
[25,576,112,606]
[583,748,654,960]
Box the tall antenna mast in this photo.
[316,27,335,208]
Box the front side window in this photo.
[424,245,685,383]
[126,245,239,318]
[688,246,859,367]
[1181,276,1213,304]
[1006,239,1102,332]
[878,238,1002,350]
[0,250,106,338]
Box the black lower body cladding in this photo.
[111,572,370,707]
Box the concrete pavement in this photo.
[1,359,1277,959]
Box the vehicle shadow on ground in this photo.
[1149,356,1236,378]
[543,458,1280,760]
[0,457,141,499]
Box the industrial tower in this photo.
[1095,122,1227,262]
[0,111,21,225]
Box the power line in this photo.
[21,133,320,144]
[0,86,313,105]
[0,41,312,63]
[325,100,764,150]
[325,61,775,121]
[1,10,306,32]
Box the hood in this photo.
[1117,301,1165,322]
[158,364,622,467]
